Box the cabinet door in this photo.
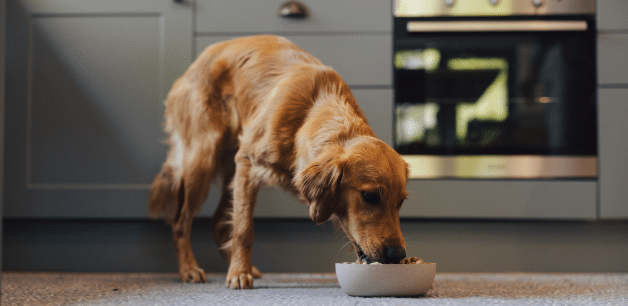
[598,34,628,85]
[597,1,628,31]
[599,88,628,219]
[5,0,192,218]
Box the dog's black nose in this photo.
[383,246,406,264]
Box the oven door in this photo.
[394,17,597,179]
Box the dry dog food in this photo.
[350,256,428,265]
[398,257,426,264]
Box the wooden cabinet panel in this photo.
[352,89,394,146]
[597,3,628,219]
[598,34,628,85]
[597,1,628,31]
[4,0,192,218]
[599,88,628,219]
[402,180,597,219]
[29,16,162,185]
[196,0,392,34]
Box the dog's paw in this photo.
[252,266,263,279]
[179,266,207,283]
[226,271,254,289]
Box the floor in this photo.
[2,272,628,305]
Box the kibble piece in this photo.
[398,257,425,264]
[352,256,427,264]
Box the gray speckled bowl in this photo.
[335,262,436,297]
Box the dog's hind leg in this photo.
[149,155,209,283]
[159,131,221,283]
[174,139,225,283]
[210,152,263,279]
[148,153,197,282]
[171,182,208,283]
[171,180,207,283]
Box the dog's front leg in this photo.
[226,153,260,289]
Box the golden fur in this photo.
[148,35,409,289]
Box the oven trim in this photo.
[406,20,588,32]
[403,155,597,179]
[394,0,595,17]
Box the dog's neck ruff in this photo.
[292,81,375,175]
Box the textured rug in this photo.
[3,272,628,305]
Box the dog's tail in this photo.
[148,165,181,224]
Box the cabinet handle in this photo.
[406,20,588,32]
[277,1,309,19]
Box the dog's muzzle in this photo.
[357,245,406,264]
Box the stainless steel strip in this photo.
[402,155,597,179]
[406,21,588,32]
[394,0,595,17]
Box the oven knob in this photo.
[444,0,455,8]
[531,0,542,7]
[489,0,500,6]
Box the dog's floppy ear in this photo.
[294,149,344,224]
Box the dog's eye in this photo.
[361,191,381,205]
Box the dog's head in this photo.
[294,136,409,264]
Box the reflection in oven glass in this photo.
[394,34,596,156]
[396,53,511,152]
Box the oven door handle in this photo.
[406,20,588,32]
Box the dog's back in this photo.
[148,35,324,222]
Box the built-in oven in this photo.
[394,0,596,179]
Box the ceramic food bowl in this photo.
[335,262,436,297]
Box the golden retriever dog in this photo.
[148,35,409,289]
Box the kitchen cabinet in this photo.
[195,0,391,34]
[403,180,596,219]
[598,88,628,219]
[4,0,192,218]
[597,34,628,85]
[4,0,392,219]
[5,0,620,220]
[597,1,628,31]
[597,2,628,219]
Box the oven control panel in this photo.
[394,0,594,17]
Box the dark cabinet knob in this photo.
[277,1,309,19]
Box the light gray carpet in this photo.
[3,272,628,305]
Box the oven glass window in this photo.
[394,21,596,156]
